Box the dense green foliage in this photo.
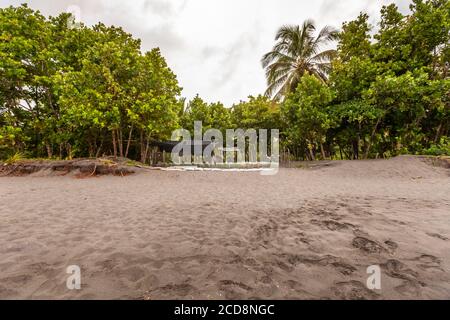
[1,1,449,162]
[276,0,449,160]
[0,5,181,162]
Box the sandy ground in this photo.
[0,156,449,300]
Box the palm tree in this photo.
[262,20,338,101]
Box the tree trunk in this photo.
[308,146,315,161]
[95,136,104,158]
[144,137,150,164]
[140,130,145,163]
[338,145,343,160]
[88,140,95,158]
[364,117,382,159]
[352,139,359,160]
[118,129,123,157]
[434,122,442,143]
[125,125,133,159]
[46,143,53,158]
[320,142,326,160]
[67,143,72,160]
[112,130,117,157]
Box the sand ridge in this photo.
[0,156,449,299]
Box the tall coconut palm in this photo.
[262,20,338,101]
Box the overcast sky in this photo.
[1,0,409,105]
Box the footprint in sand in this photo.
[311,207,342,220]
[95,259,118,271]
[332,280,380,300]
[352,237,387,254]
[218,280,253,299]
[384,240,398,253]
[394,279,423,297]
[382,259,419,280]
[253,220,278,244]
[381,259,425,297]
[426,233,449,241]
[331,261,357,276]
[311,219,355,232]
[411,254,443,272]
[274,253,357,276]
[143,282,197,299]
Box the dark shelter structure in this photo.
[150,141,212,155]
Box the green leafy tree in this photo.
[282,74,334,160]
[231,95,280,131]
[128,49,181,162]
[181,95,212,133]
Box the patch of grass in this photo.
[99,158,117,166]
[125,159,148,167]
[4,152,25,165]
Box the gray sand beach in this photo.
[0,156,449,299]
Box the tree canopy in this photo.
[1,1,449,162]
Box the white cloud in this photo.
[1,0,409,105]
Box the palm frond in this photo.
[309,49,337,63]
[262,20,338,101]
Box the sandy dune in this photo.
[0,156,449,299]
